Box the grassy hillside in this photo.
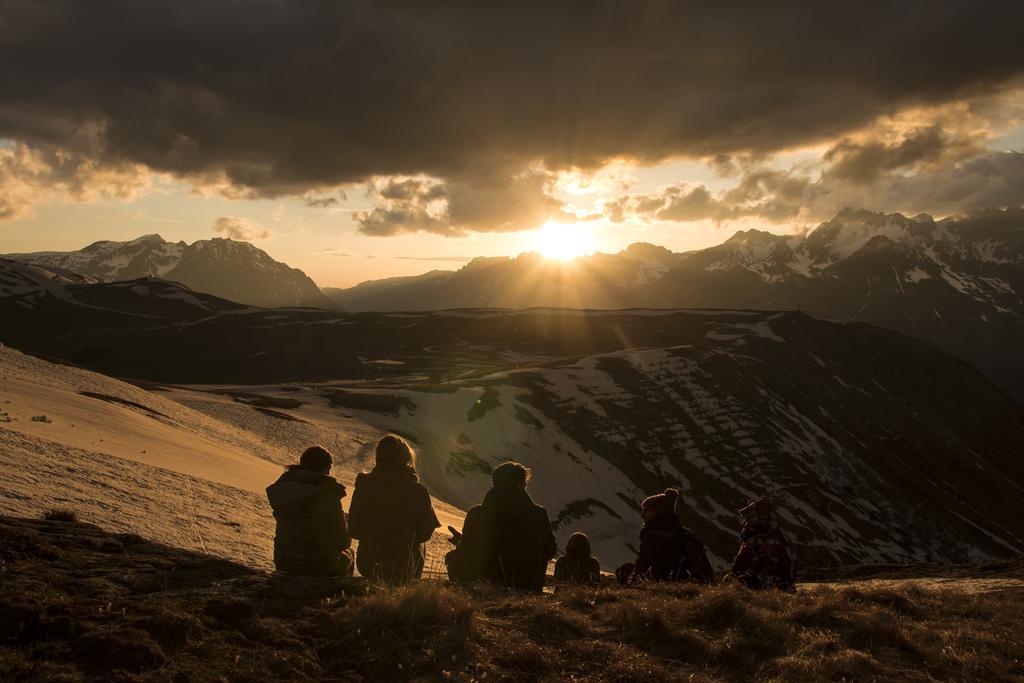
[2,516,1022,682]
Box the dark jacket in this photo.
[266,468,351,576]
[347,466,440,583]
[632,515,714,584]
[554,533,600,585]
[447,486,557,591]
[730,520,796,590]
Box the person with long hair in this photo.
[347,435,441,584]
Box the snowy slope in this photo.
[0,345,463,572]
[303,318,1024,571]
[49,306,1017,573]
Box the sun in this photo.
[527,221,597,260]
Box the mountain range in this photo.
[2,234,337,310]
[325,207,1024,400]
[2,227,1024,568]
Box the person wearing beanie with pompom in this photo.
[617,487,713,584]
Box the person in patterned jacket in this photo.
[729,497,796,591]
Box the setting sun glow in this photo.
[527,222,597,261]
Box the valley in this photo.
[3,304,1022,574]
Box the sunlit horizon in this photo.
[523,221,599,262]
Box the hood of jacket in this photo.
[481,485,538,521]
[565,532,592,557]
[266,468,346,515]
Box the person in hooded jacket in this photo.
[266,446,353,576]
[347,435,441,584]
[553,532,601,585]
[730,497,796,591]
[617,488,714,584]
[446,461,557,591]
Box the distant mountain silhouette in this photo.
[3,234,338,310]
[323,242,680,311]
[325,208,1024,400]
[0,258,249,332]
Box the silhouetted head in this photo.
[294,445,333,475]
[491,461,530,489]
[375,434,415,471]
[565,531,592,557]
[739,497,777,524]
[641,488,679,522]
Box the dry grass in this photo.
[1,516,1023,681]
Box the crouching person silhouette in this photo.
[446,461,557,591]
[554,532,601,585]
[266,446,354,576]
[347,435,441,584]
[617,488,713,585]
[730,497,796,591]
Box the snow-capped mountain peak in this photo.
[2,235,337,309]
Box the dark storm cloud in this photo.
[823,126,985,184]
[2,1,1023,203]
[354,170,576,236]
[610,147,1024,225]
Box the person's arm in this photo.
[588,557,601,584]
[414,486,442,543]
[686,537,714,584]
[553,556,567,581]
[447,507,480,582]
[730,544,753,576]
[346,487,365,540]
[319,489,351,551]
[540,511,557,562]
[634,536,654,578]
[778,545,796,586]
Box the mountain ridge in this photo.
[324,207,1024,400]
[2,235,338,310]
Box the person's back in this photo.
[554,531,601,585]
[676,526,714,584]
[635,501,682,581]
[447,461,556,591]
[348,435,440,584]
[266,446,352,577]
[730,497,796,591]
[621,488,713,584]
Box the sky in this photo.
[2,2,1024,288]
